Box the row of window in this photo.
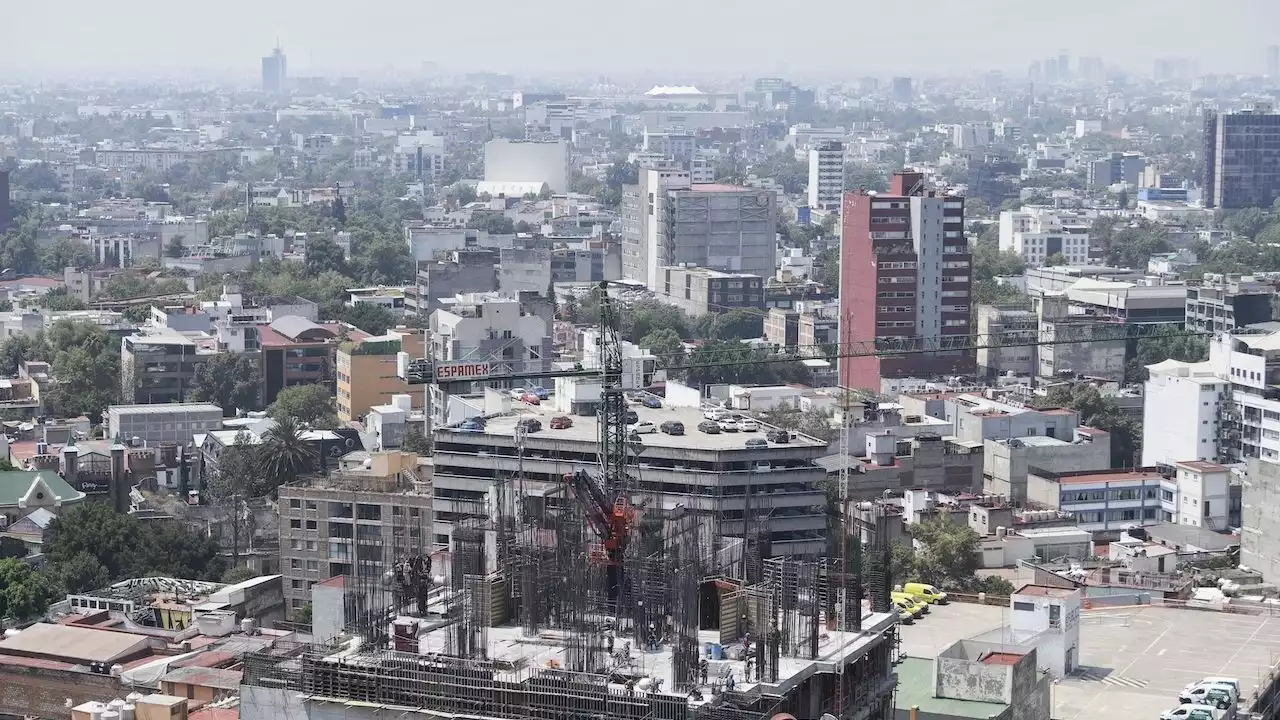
[1062,487,1158,503]
[1073,508,1158,523]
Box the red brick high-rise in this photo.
[838,172,974,390]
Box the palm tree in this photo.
[258,416,318,495]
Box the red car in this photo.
[550,416,573,429]
[520,392,541,405]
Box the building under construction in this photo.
[242,507,900,720]
[241,287,901,720]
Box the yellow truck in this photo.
[903,582,949,605]
[892,592,927,618]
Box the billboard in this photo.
[435,361,497,383]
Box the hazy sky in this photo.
[3,0,1280,79]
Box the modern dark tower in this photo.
[1204,104,1280,209]
[0,169,11,232]
[262,45,287,95]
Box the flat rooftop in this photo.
[899,602,1280,720]
[450,396,829,453]
[411,608,897,699]
[894,656,1008,718]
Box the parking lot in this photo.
[898,601,1280,719]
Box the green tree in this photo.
[39,237,96,274]
[0,334,47,376]
[187,354,262,415]
[42,320,120,422]
[45,503,225,582]
[0,536,28,559]
[290,602,313,625]
[701,309,765,341]
[54,551,110,593]
[1036,384,1140,466]
[164,234,186,259]
[0,558,57,620]
[638,329,686,368]
[1044,252,1067,267]
[39,286,88,311]
[221,565,259,584]
[351,236,414,285]
[333,303,397,335]
[268,385,339,428]
[206,432,267,561]
[401,429,431,455]
[305,236,349,276]
[1224,207,1269,240]
[844,164,890,192]
[258,416,320,493]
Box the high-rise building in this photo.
[1269,45,1279,76]
[838,172,973,390]
[1056,51,1071,80]
[262,46,287,94]
[1204,104,1280,209]
[807,141,845,210]
[621,169,776,291]
[890,77,913,104]
[0,169,10,231]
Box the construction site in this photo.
[240,286,906,720]
[238,285,1218,720]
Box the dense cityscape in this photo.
[5,8,1280,720]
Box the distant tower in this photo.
[262,44,287,95]
[1269,45,1279,77]
[0,169,10,232]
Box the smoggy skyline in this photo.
[3,0,1280,80]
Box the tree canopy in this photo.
[268,384,339,429]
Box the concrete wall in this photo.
[1009,650,1052,720]
[935,654,1009,704]
[1242,458,1280,580]
[240,684,311,720]
[0,666,120,719]
[984,439,1111,502]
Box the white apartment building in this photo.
[690,150,717,184]
[390,131,445,182]
[428,292,553,425]
[998,208,1091,266]
[1146,331,1280,465]
[1170,461,1230,529]
[807,141,845,210]
[1142,358,1227,466]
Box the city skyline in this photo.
[3,0,1280,79]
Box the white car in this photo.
[738,419,759,432]
[704,408,729,421]
[1180,683,1237,708]
[1183,678,1240,698]
[628,421,657,435]
[718,419,740,432]
[1161,705,1225,720]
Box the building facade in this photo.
[839,172,973,389]
[105,403,225,446]
[337,330,426,423]
[1205,104,1280,209]
[998,208,1091,267]
[621,170,776,291]
[807,141,845,210]
[976,304,1037,379]
[657,267,764,317]
[277,452,431,611]
[1185,274,1274,333]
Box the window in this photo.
[289,499,301,510]
[1013,601,1035,612]
[357,504,382,521]
[290,519,301,529]
[305,520,317,530]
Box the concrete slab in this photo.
[898,603,1280,720]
